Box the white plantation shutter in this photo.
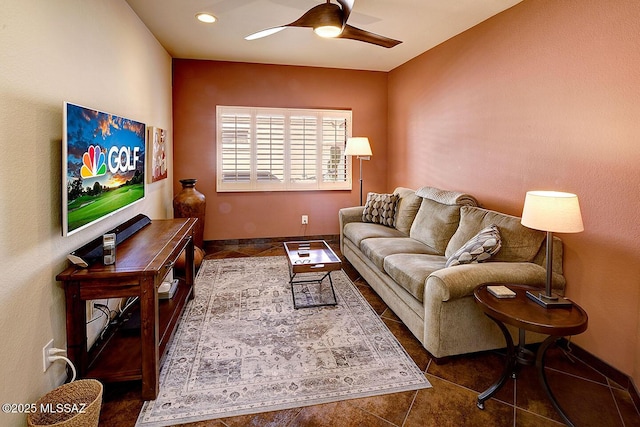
[217,106,352,192]
[322,117,348,184]
[220,112,251,184]
[290,115,318,186]
[256,114,285,183]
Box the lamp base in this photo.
[526,290,573,308]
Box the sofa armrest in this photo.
[339,206,364,254]
[425,262,567,302]
[339,206,364,229]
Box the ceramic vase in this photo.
[173,178,206,249]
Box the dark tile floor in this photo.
[99,239,640,427]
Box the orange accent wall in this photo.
[172,60,388,240]
[388,0,640,383]
[173,0,640,385]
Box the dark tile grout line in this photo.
[608,385,626,427]
[512,378,517,427]
[546,365,612,388]
[400,390,420,427]
[361,405,401,427]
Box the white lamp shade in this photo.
[344,137,372,156]
[521,191,584,233]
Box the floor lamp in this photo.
[520,191,584,308]
[344,137,372,206]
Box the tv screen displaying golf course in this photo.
[62,102,146,236]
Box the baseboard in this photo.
[560,338,639,408]
[204,234,339,249]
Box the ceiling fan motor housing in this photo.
[312,3,344,37]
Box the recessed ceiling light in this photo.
[195,12,216,24]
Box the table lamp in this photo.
[521,191,584,308]
[344,137,372,206]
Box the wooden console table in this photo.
[56,218,197,400]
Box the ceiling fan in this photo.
[245,0,402,48]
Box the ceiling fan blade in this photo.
[338,24,402,48]
[288,2,342,28]
[245,26,287,40]
[336,0,354,25]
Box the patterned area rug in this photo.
[136,257,431,426]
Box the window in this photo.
[217,106,352,192]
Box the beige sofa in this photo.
[339,186,566,360]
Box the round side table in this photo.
[474,284,588,427]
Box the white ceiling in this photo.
[125,0,522,72]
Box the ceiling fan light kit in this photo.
[245,0,402,48]
[314,25,342,38]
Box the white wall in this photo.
[0,1,173,425]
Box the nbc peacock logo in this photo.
[80,145,107,178]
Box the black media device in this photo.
[67,214,152,267]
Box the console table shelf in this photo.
[56,218,197,400]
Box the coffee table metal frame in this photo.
[283,240,341,309]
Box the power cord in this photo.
[120,296,139,314]
[559,336,577,364]
[47,348,77,382]
[86,308,107,325]
[93,303,114,340]
[93,298,139,343]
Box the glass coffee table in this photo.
[283,240,341,309]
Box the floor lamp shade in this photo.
[344,137,372,157]
[521,191,584,308]
[345,137,372,205]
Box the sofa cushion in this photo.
[445,206,545,262]
[409,198,462,255]
[361,237,440,271]
[362,192,399,227]
[384,254,447,303]
[343,222,407,247]
[392,187,422,235]
[445,224,502,267]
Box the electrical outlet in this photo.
[301,215,308,225]
[42,339,54,372]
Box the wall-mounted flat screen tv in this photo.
[62,102,146,236]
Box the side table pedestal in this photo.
[474,284,588,427]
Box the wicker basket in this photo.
[27,379,103,427]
